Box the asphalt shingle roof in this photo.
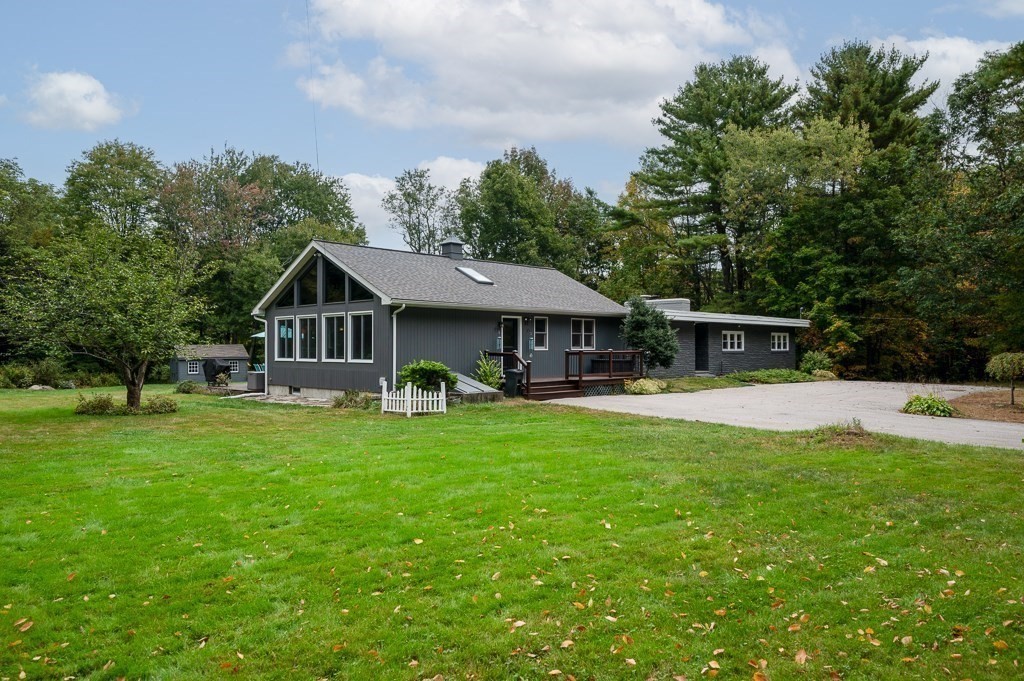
[174,344,249,360]
[314,241,626,316]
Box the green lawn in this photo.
[2,387,1023,679]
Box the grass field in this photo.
[2,387,1023,679]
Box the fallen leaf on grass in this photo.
[413,538,423,544]
[626,658,636,666]
[994,640,1009,651]
[492,571,501,581]
[561,640,574,649]
[795,649,809,665]
[67,572,77,582]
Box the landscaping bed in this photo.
[949,389,1024,424]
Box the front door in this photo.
[500,316,521,369]
[694,324,709,372]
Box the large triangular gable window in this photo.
[275,283,295,308]
[324,260,346,303]
[298,263,318,306]
[349,277,373,302]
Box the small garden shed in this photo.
[170,344,249,383]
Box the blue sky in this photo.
[1,1,1019,248]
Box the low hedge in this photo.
[74,393,179,416]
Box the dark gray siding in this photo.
[396,309,623,380]
[706,324,796,375]
[266,254,392,392]
[650,322,696,378]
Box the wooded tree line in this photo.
[1,39,1020,384]
[382,40,1023,380]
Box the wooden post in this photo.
[381,380,387,414]
[440,381,447,414]
[405,382,412,417]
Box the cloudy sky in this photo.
[1,1,1019,248]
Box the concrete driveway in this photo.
[552,381,1024,450]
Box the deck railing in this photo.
[486,351,532,396]
[564,349,644,388]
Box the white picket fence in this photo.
[381,381,447,417]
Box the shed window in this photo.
[298,316,317,360]
[323,314,345,361]
[187,360,200,375]
[229,360,240,373]
[771,332,789,352]
[571,318,595,350]
[324,261,346,303]
[534,317,548,351]
[276,317,295,360]
[349,312,373,362]
[349,277,373,302]
[298,264,318,306]
[722,331,744,352]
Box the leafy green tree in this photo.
[457,151,556,265]
[63,140,165,237]
[4,228,205,409]
[986,353,1024,405]
[382,168,458,254]
[621,297,679,373]
[801,40,939,149]
[637,56,797,301]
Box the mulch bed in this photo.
[949,389,1024,424]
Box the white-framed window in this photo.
[722,330,744,352]
[323,313,346,362]
[297,315,318,361]
[771,332,790,352]
[228,360,240,373]
[571,318,596,350]
[276,316,295,360]
[187,360,200,375]
[533,317,548,351]
[348,312,373,362]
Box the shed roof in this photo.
[661,310,810,328]
[253,241,627,316]
[174,344,249,360]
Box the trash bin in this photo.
[503,369,522,397]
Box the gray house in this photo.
[250,239,808,400]
[170,344,249,383]
[645,299,809,377]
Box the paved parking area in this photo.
[553,381,1024,450]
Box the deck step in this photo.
[526,389,584,401]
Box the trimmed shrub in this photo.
[174,380,204,394]
[799,351,832,374]
[141,395,178,414]
[398,360,458,392]
[731,369,813,384]
[56,379,77,390]
[625,377,666,395]
[472,352,503,390]
[811,369,838,381]
[74,394,116,415]
[902,394,954,417]
[332,390,374,410]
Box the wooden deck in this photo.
[489,349,645,401]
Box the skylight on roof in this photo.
[456,266,494,285]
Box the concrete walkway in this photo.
[552,381,1024,450]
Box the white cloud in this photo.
[978,0,1024,17]
[873,35,1011,108]
[296,0,801,146]
[0,94,8,108]
[25,71,127,131]
[342,155,484,249]
[417,156,485,189]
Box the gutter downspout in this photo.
[253,315,268,395]
[391,304,406,386]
